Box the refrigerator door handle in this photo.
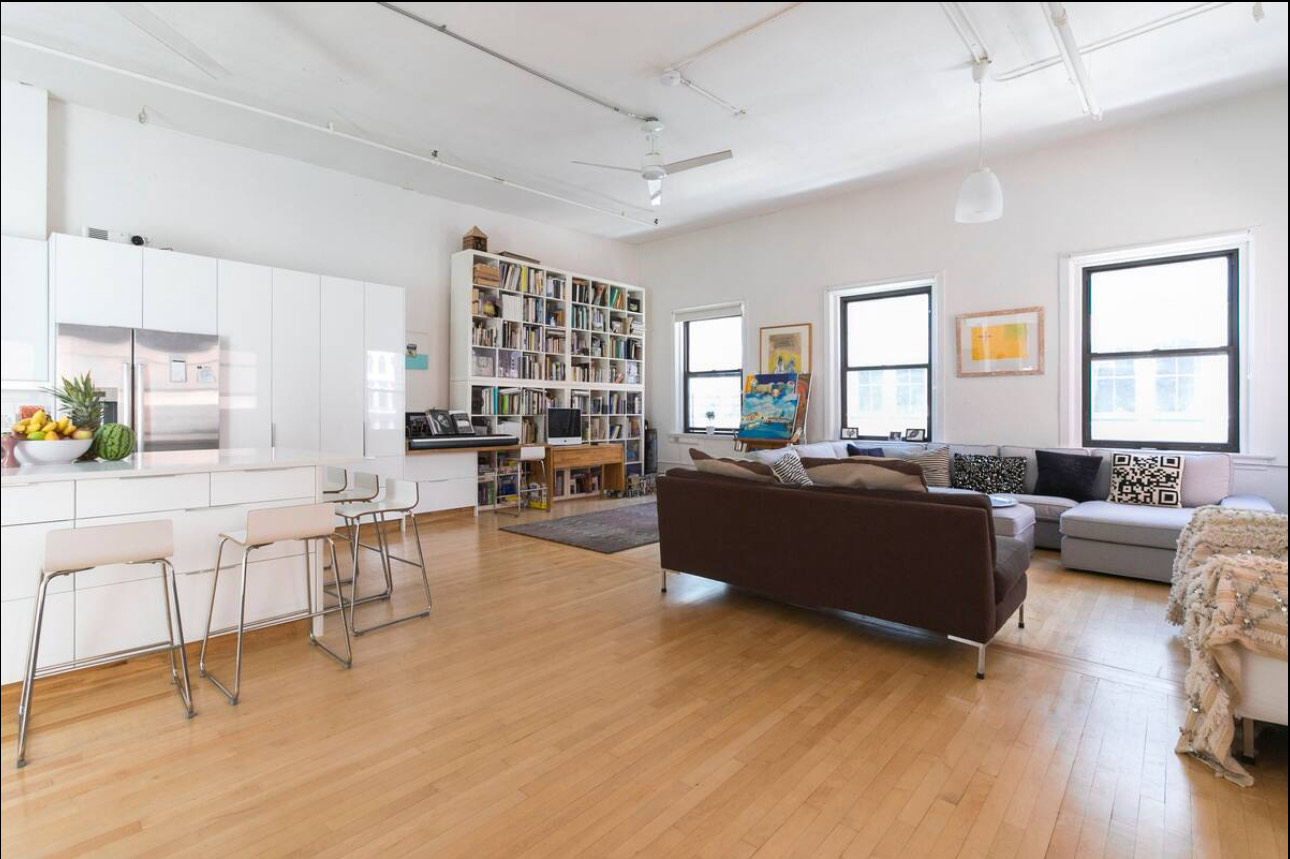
[120,362,133,435]
[134,361,145,454]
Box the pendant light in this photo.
[955,60,1003,223]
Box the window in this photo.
[840,286,932,438]
[1082,250,1238,451]
[682,314,742,433]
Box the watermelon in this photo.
[94,423,136,461]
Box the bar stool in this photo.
[334,478,432,634]
[17,520,194,768]
[199,503,352,705]
[322,470,380,578]
[496,446,548,517]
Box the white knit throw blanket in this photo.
[1168,505,1288,786]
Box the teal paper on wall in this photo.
[405,354,429,371]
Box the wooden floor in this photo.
[2,498,1285,858]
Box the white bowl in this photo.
[13,438,94,465]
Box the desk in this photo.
[544,443,625,501]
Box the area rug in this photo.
[500,501,658,553]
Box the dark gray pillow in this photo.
[845,444,885,457]
[952,454,1026,494]
[1034,450,1103,501]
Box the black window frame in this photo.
[839,285,933,440]
[1081,249,1240,452]
[682,316,742,434]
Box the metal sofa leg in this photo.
[948,635,987,679]
[1018,604,1025,629]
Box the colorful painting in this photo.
[738,373,802,440]
[955,307,1044,377]
[759,323,812,374]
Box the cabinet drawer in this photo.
[76,473,209,519]
[1,593,75,685]
[552,445,622,468]
[414,477,476,513]
[402,452,475,481]
[1,481,75,526]
[210,467,316,506]
[1,521,76,600]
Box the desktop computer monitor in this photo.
[546,408,583,446]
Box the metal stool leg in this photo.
[349,511,432,635]
[15,574,53,769]
[305,537,352,668]
[203,546,251,705]
[199,536,229,678]
[160,560,195,717]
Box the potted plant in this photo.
[705,410,717,436]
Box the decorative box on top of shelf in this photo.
[449,250,646,481]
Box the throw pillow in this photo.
[845,444,885,457]
[770,449,813,487]
[1033,450,1103,501]
[952,454,1027,494]
[1108,453,1185,507]
[799,457,928,492]
[689,449,775,482]
[895,446,951,487]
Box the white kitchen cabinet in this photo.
[175,554,311,642]
[1,593,74,683]
[51,233,143,328]
[363,282,406,457]
[272,269,321,451]
[143,247,217,334]
[75,577,176,663]
[0,520,75,600]
[217,259,273,449]
[0,235,49,383]
[320,276,365,456]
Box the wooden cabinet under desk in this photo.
[544,443,625,501]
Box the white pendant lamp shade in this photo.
[955,167,1003,223]
[955,60,1002,224]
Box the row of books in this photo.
[572,331,605,356]
[571,305,607,331]
[473,262,500,287]
[472,386,554,417]
[610,338,643,360]
[570,362,611,383]
[609,363,640,385]
[607,287,642,313]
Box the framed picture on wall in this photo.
[759,323,812,374]
[955,306,1044,377]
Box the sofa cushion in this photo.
[952,454,1027,494]
[1179,453,1233,507]
[950,444,1000,458]
[1012,493,1080,523]
[799,457,927,492]
[1033,450,1103,502]
[1108,453,1185,507]
[994,536,1030,598]
[892,446,951,487]
[770,449,813,486]
[1060,500,1195,550]
[792,441,842,460]
[1001,446,1094,494]
[689,449,774,482]
[845,444,885,457]
[931,487,1036,538]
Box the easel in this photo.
[733,373,812,454]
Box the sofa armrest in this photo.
[1220,494,1276,513]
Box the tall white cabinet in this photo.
[217,259,273,449]
[320,276,366,457]
[51,232,143,328]
[271,269,322,452]
[364,282,407,458]
[0,235,49,383]
[142,247,217,334]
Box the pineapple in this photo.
[44,372,105,432]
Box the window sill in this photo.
[670,432,737,442]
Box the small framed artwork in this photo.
[840,427,860,439]
[955,307,1044,377]
[903,428,927,442]
[889,431,903,440]
[426,409,455,436]
[759,323,812,374]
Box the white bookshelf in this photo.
[450,250,646,507]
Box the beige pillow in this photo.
[895,447,951,487]
[800,457,928,492]
[689,449,775,482]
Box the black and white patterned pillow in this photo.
[770,449,813,487]
[1108,453,1184,507]
[951,454,1026,494]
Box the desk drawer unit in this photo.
[553,445,623,468]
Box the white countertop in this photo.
[1,447,353,485]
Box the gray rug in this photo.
[500,501,658,553]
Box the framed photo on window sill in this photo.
[955,306,1044,377]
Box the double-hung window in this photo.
[681,314,743,433]
[840,286,932,438]
[1082,250,1239,451]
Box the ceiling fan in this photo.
[573,121,732,208]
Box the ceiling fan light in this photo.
[955,167,1003,223]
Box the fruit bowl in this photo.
[13,438,94,465]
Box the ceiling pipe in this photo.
[939,2,991,64]
[1043,2,1103,120]
[995,2,1230,82]
[375,2,659,124]
[0,34,660,228]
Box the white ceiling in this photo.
[2,2,1286,241]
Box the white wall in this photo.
[637,86,1288,509]
[0,80,47,239]
[44,101,639,411]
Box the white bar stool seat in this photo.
[199,503,352,706]
[323,469,379,504]
[333,478,432,635]
[17,520,194,768]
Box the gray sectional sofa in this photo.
[755,441,1274,583]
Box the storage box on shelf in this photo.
[450,251,646,509]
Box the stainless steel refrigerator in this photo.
[56,324,220,452]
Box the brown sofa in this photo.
[656,469,1029,677]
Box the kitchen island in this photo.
[0,448,348,685]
